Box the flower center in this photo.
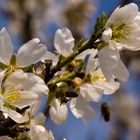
[91,69,107,83]
[4,90,21,103]
[110,23,130,42]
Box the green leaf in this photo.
[94,16,101,34]
[101,12,107,28]
[92,12,107,39]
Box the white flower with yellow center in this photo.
[0,28,55,71]
[80,69,120,101]
[70,70,119,123]
[48,56,96,125]
[70,68,119,123]
[0,70,49,123]
[98,3,140,81]
[48,67,118,124]
[102,3,140,50]
[53,29,101,123]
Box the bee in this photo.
[56,91,78,105]
[56,91,78,98]
[65,91,78,98]
[59,97,70,105]
[101,102,111,122]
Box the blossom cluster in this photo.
[0,3,140,140]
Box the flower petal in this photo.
[112,59,129,81]
[80,83,102,102]
[16,39,47,67]
[0,97,4,107]
[5,70,49,96]
[76,49,92,60]
[102,27,112,42]
[95,78,120,95]
[107,3,138,25]
[26,73,49,95]
[31,113,46,126]
[30,96,41,115]
[86,49,98,75]
[109,40,122,51]
[0,70,6,81]
[29,125,54,140]
[54,27,74,57]
[49,99,68,124]
[0,107,29,123]
[119,24,140,51]
[98,46,121,80]
[99,46,129,81]
[70,95,95,124]
[0,28,13,65]
[11,90,38,109]
[134,12,140,25]
[86,58,98,75]
[5,70,28,90]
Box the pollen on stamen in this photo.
[111,23,131,42]
[92,70,107,83]
[4,91,21,103]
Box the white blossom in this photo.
[70,95,95,124]
[78,51,120,100]
[0,70,48,123]
[84,49,98,75]
[102,3,140,51]
[0,28,52,69]
[55,28,96,57]
[49,98,68,125]
[0,70,38,109]
[80,69,120,98]
[98,46,129,81]
[99,3,140,81]
[54,27,98,60]
[54,27,75,57]
[70,68,119,123]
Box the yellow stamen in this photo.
[110,23,130,42]
[4,90,21,103]
[92,70,107,83]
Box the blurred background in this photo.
[0,0,140,140]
